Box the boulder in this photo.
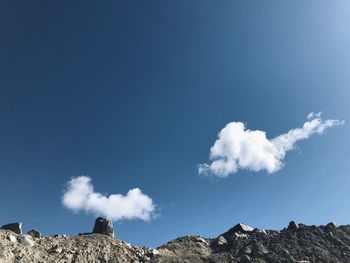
[49,244,63,254]
[18,235,34,247]
[92,217,114,237]
[287,221,299,231]
[221,223,253,240]
[230,223,254,233]
[327,222,337,228]
[253,228,268,236]
[1,222,22,234]
[6,233,17,243]
[215,236,228,247]
[28,229,41,238]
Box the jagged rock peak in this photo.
[92,217,114,237]
[327,222,337,228]
[0,222,22,234]
[287,221,299,230]
[222,223,253,237]
[232,223,254,233]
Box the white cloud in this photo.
[199,113,344,177]
[62,176,155,222]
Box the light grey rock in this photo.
[6,233,17,243]
[215,235,227,246]
[18,235,34,247]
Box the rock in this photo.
[253,242,268,256]
[28,229,41,238]
[233,232,249,239]
[53,234,66,238]
[287,221,299,230]
[1,222,22,234]
[49,245,63,254]
[6,233,17,243]
[241,254,251,262]
[78,232,91,236]
[18,235,34,247]
[221,223,253,240]
[327,222,337,228]
[253,228,267,235]
[231,223,254,233]
[215,235,228,247]
[192,236,207,244]
[92,217,114,237]
[243,245,252,254]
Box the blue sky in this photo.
[0,1,349,248]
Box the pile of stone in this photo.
[2,219,350,262]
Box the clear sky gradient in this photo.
[0,1,349,248]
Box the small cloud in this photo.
[62,176,155,222]
[199,113,344,177]
[307,111,322,120]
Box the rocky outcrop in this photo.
[153,221,350,262]
[27,229,41,239]
[1,222,22,234]
[2,219,350,262]
[287,220,299,230]
[92,217,114,237]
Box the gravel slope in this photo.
[1,222,350,262]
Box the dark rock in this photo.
[252,242,269,256]
[253,228,267,236]
[327,222,337,228]
[28,229,41,238]
[243,245,252,254]
[92,217,114,237]
[213,235,228,247]
[287,221,299,230]
[1,222,22,234]
[78,232,91,236]
[241,254,251,262]
[221,223,253,240]
[231,223,254,233]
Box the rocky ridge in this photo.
[1,219,350,262]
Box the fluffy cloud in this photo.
[199,113,344,177]
[62,176,155,222]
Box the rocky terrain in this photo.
[1,218,350,263]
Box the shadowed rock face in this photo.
[92,217,114,237]
[2,220,350,262]
[0,223,22,235]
